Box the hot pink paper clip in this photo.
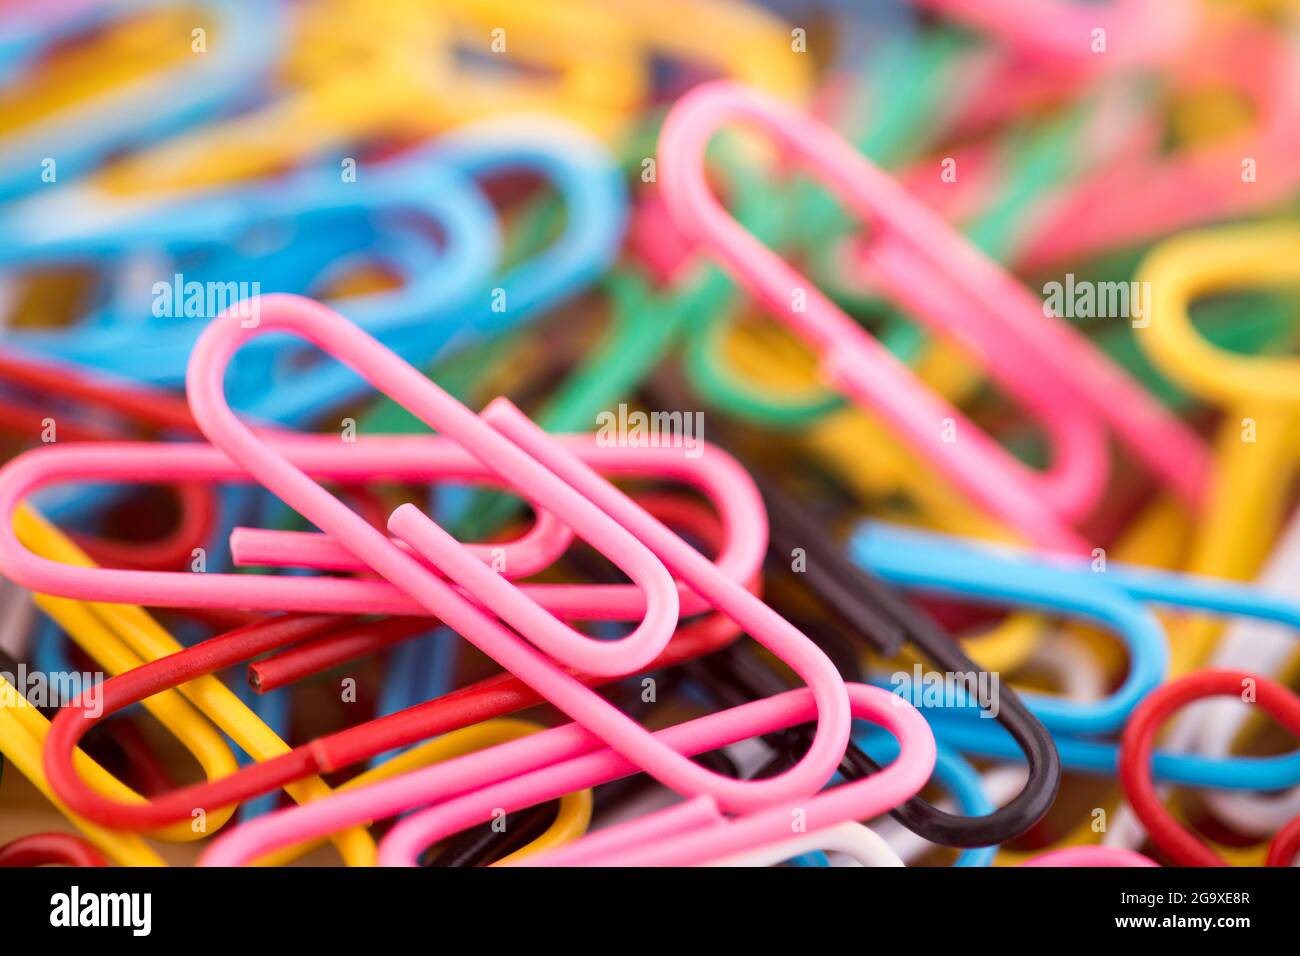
[915,0,1198,69]
[413,683,935,868]
[169,293,846,814]
[1020,847,1159,868]
[656,81,1211,549]
[1018,14,1300,270]
[198,683,933,867]
[0,435,762,623]
[0,432,677,678]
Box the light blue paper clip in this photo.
[0,0,283,199]
[851,522,1300,792]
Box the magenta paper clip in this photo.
[656,82,1211,547]
[199,683,931,867]
[175,293,849,813]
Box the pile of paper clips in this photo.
[0,0,1298,873]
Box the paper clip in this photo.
[1120,670,1300,866]
[0,150,499,406]
[0,0,282,199]
[1094,222,1300,852]
[743,473,1060,847]
[656,81,1210,549]
[198,682,932,867]
[19,294,851,827]
[853,523,1300,792]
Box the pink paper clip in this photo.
[192,294,849,811]
[198,683,933,867]
[914,0,1199,70]
[0,435,761,623]
[400,683,935,867]
[1018,14,1300,270]
[1019,847,1159,868]
[656,81,1211,549]
[29,293,849,817]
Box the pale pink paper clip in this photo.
[200,683,933,867]
[656,82,1211,548]
[170,293,848,813]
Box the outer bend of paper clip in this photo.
[855,523,1300,791]
[0,679,165,866]
[751,473,1060,847]
[1120,670,1300,867]
[197,683,931,867]
[851,522,1168,736]
[1137,223,1300,409]
[657,82,1208,544]
[182,294,850,813]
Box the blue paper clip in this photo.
[0,157,499,411]
[0,0,283,199]
[2,117,626,431]
[851,523,1300,792]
